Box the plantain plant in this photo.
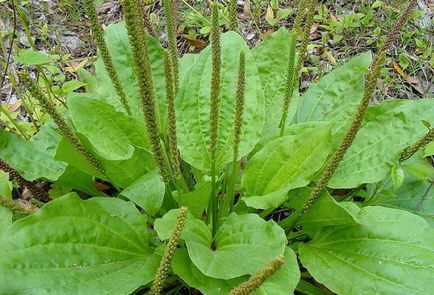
[0,0,433,294]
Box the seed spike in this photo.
[400,128,434,162]
[229,256,285,295]
[207,1,222,236]
[150,207,188,295]
[83,0,131,115]
[163,0,179,92]
[164,50,180,177]
[228,0,237,30]
[0,159,48,202]
[20,73,106,177]
[123,0,171,184]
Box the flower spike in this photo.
[123,0,171,184]
[229,256,285,295]
[20,73,106,177]
[150,207,188,295]
[83,0,131,115]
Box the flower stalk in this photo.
[221,52,246,218]
[20,73,106,177]
[163,0,179,92]
[150,207,188,295]
[229,256,286,295]
[279,32,297,135]
[163,51,180,178]
[228,0,237,30]
[123,0,172,185]
[279,0,317,135]
[207,2,222,236]
[83,0,131,115]
[139,0,157,38]
[279,0,418,230]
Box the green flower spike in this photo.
[163,0,179,92]
[279,32,297,135]
[400,128,434,162]
[208,2,222,236]
[292,0,309,33]
[139,0,157,37]
[229,255,286,295]
[279,0,418,230]
[0,196,35,216]
[20,73,106,177]
[150,207,188,295]
[221,51,246,217]
[123,0,171,184]
[0,159,48,202]
[83,0,131,115]
[163,50,180,177]
[228,0,237,31]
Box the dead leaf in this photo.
[185,38,207,50]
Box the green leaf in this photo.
[180,53,198,83]
[295,52,372,144]
[55,135,154,188]
[299,206,434,295]
[155,211,286,279]
[61,80,86,94]
[401,151,434,180]
[370,173,434,226]
[177,32,265,171]
[252,28,300,133]
[241,122,332,209]
[329,99,434,188]
[13,49,59,65]
[0,172,12,199]
[172,247,300,295]
[95,22,168,132]
[286,188,358,234]
[0,206,12,236]
[120,169,165,215]
[0,193,159,294]
[424,141,434,157]
[0,128,66,181]
[51,165,106,198]
[391,165,405,190]
[173,177,212,218]
[68,93,149,161]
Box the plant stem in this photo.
[207,2,222,236]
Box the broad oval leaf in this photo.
[295,52,372,144]
[55,136,154,188]
[329,99,434,188]
[120,169,165,215]
[177,32,265,171]
[299,206,434,295]
[172,247,300,295]
[95,22,167,131]
[241,122,332,209]
[68,93,149,161]
[0,194,159,294]
[0,206,12,237]
[155,211,286,280]
[173,177,212,219]
[0,127,66,181]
